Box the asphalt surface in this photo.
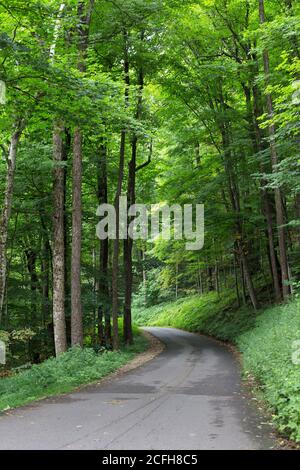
[0,327,276,450]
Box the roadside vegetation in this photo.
[0,327,148,412]
[134,295,300,442]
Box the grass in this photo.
[134,294,300,442]
[0,326,148,412]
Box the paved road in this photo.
[0,327,276,450]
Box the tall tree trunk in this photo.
[41,239,50,326]
[123,66,144,345]
[25,248,38,322]
[52,123,67,355]
[230,39,281,303]
[263,192,282,299]
[259,0,291,299]
[39,210,52,326]
[97,140,110,346]
[50,3,67,353]
[71,129,83,346]
[207,265,214,291]
[97,305,104,346]
[249,82,282,302]
[0,123,23,323]
[239,244,258,310]
[215,262,220,295]
[238,251,247,305]
[112,131,126,350]
[123,146,135,344]
[70,0,94,346]
[219,90,258,310]
[25,247,40,363]
[112,30,130,350]
[141,249,147,305]
[63,129,71,339]
[233,252,241,307]
[295,193,300,249]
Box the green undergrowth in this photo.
[0,326,148,412]
[134,294,300,442]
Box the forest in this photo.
[0,0,300,445]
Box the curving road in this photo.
[0,327,276,450]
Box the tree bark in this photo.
[97,305,104,346]
[207,266,214,291]
[39,210,52,326]
[52,122,67,355]
[141,249,147,305]
[97,140,110,346]
[63,129,71,338]
[25,248,38,323]
[71,128,83,346]
[0,123,24,323]
[41,239,50,325]
[112,131,126,350]
[215,262,220,295]
[50,3,67,353]
[239,244,258,310]
[234,252,241,307]
[295,193,300,248]
[123,147,135,345]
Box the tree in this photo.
[0,122,24,321]
[70,0,95,347]
[259,0,291,299]
[52,122,67,355]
